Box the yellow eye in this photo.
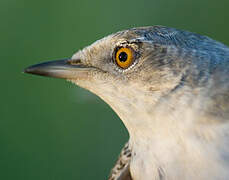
[115,47,134,69]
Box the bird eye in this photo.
[115,47,134,69]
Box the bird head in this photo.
[25,27,183,96]
[24,26,201,134]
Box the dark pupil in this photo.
[118,52,128,62]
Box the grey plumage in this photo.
[24,26,229,180]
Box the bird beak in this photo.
[24,59,92,79]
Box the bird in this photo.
[24,26,229,180]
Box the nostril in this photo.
[68,59,82,65]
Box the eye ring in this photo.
[114,47,134,69]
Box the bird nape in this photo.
[24,26,229,180]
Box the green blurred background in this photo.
[1,0,229,179]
